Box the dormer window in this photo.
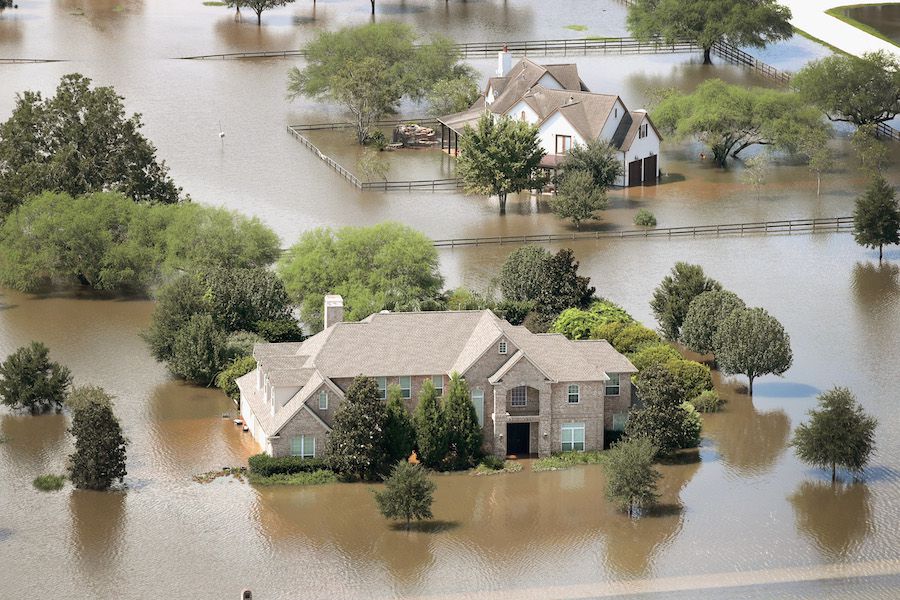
[498,341,508,355]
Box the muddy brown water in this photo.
[2,1,900,598]
[843,3,900,45]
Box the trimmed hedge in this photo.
[248,453,327,476]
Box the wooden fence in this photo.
[287,126,363,188]
[432,216,854,247]
[0,58,65,64]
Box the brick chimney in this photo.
[324,295,344,329]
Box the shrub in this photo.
[604,438,660,517]
[626,364,702,457]
[678,401,703,449]
[215,356,256,402]
[33,474,65,491]
[634,209,657,227]
[589,299,635,324]
[473,459,522,475]
[629,343,681,372]
[691,390,725,413]
[479,455,506,470]
[225,331,265,360]
[248,453,328,477]
[533,451,605,471]
[494,299,534,325]
[665,358,714,402]
[610,323,660,355]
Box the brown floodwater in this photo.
[2,1,900,598]
[844,3,900,45]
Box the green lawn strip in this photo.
[533,450,606,472]
[202,1,227,5]
[247,469,338,486]
[824,5,900,49]
[564,24,589,32]
[33,474,66,491]
[791,26,849,56]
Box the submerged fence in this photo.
[0,58,65,64]
[432,216,854,248]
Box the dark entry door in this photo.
[628,159,642,186]
[642,154,658,186]
[506,423,530,456]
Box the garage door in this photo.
[628,159,642,187]
[642,154,658,186]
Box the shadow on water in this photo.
[789,480,873,560]
[852,261,900,304]
[750,382,820,399]
[388,519,460,533]
[69,489,127,575]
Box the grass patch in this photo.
[112,4,124,12]
[825,6,900,49]
[533,451,606,472]
[585,36,618,41]
[248,469,338,486]
[791,26,848,55]
[564,24,589,32]
[473,460,523,476]
[203,1,227,5]
[33,474,65,491]
[193,466,247,484]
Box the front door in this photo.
[506,423,530,456]
[628,158,642,186]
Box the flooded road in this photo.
[2,1,900,598]
[843,4,900,45]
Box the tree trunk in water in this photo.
[498,191,507,214]
[703,47,712,64]
[256,8,262,24]
[748,375,754,396]
[816,174,821,197]
[880,244,884,262]
[370,0,375,14]
[832,463,836,483]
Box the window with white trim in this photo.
[605,373,620,396]
[471,389,484,427]
[561,423,585,452]
[399,376,411,400]
[511,386,527,407]
[567,384,580,403]
[318,390,328,410]
[432,375,444,396]
[291,435,316,458]
[555,134,573,155]
[498,341,507,355]
[376,377,387,400]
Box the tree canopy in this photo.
[853,176,900,262]
[680,290,746,355]
[456,113,545,213]
[550,169,608,228]
[277,222,443,332]
[373,461,436,529]
[650,262,722,340]
[442,373,482,469]
[793,50,900,127]
[225,0,294,25]
[625,364,702,457]
[383,384,417,466]
[287,23,475,144]
[326,376,389,481]
[67,385,128,491]
[626,0,793,64]
[714,306,793,396]
[413,379,446,469]
[558,139,623,190]
[0,73,181,217]
[653,79,827,166]
[0,342,72,413]
[604,437,661,517]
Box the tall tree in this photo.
[557,139,623,190]
[326,376,388,481]
[714,306,793,396]
[0,74,181,217]
[215,356,257,402]
[680,290,746,355]
[793,50,900,127]
[798,128,835,197]
[413,379,446,469]
[653,79,826,167]
[792,387,877,482]
[442,373,482,470]
[456,113,545,214]
[853,176,900,262]
[67,386,128,491]
[426,75,480,116]
[851,124,889,177]
[225,0,295,25]
[498,245,595,320]
[0,342,72,413]
[550,169,608,228]
[383,384,417,465]
[625,364,702,457]
[604,437,661,517]
[168,314,229,386]
[373,461,436,529]
[650,262,722,340]
[627,0,793,64]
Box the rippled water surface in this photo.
[2,1,900,598]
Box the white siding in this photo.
[598,98,626,142]
[505,100,540,124]
[536,72,564,90]
[537,112,586,157]
[624,115,662,186]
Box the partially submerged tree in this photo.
[442,373,482,470]
[653,79,826,167]
[169,314,229,386]
[650,262,722,340]
[326,376,388,481]
[792,387,877,482]
[626,364,702,457]
[851,124,890,178]
[67,386,128,491]
[456,113,545,213]
[853,176,900,262]
[215,356,257,402]
[413,380,446,469]
[0,342,72,413]
[550,169,608,228]
[740,152,772,201]
[798,128,835,197]
[714,306,793,396]
[604,437,661,517]
[681,290,746,355]
[793,50,900,127]
[627,0,793,65]
[373,461,436,529]
[558,139,623,189]
[357,149,390,183]
[427,74,480,116]
[225,0,295,25]
[0,74,182,217]
[383,384,417,466]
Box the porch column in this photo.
[538,382,553,457]
[492,386,508,457]
[440,123,446,151]
[454,129,458,156]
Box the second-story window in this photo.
[318,390,328,410]
[498,341,507,355]
[555,135,572,155]
[605,373,620,396]
[399,376,411,400]
[432,375,444,396]
[511,386,527,407]
[567,384,580,403]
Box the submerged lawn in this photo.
[533,451,606,472]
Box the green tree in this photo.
[650,262,722,340]
[277,222,443,332]
[383,384,417,466]
[215,356,257,402]
[851,124,889,177]
[442,373,482,470]
[625,364,702,456]
[740,151,772,201]
[558,139,623,190]
[373,461,436,529]
[681,290,746,355]
[629,343,681,373]
[853,176,900,262]
[798,128,834,197]
[427,74,480,116]
[0,342,72,413]
[456,113,545,213]
[0,74,181,216]
[611,323,661,355]
[792,387,877,482]
[550,169,608,228]
[287,23,467,144]
[793,50,900,127]
[498,245,595,319]
[604,437,661,517]
[225,0,294,25]
[653,79,826,167]
[665,358,713,402]
[714,306,793,396]
[357,149,390,183]
[413,379,446,469]
[169,314,229,386]
[254,319,304,343]
[627,0,792,65]
[66,386,127,491]
[326,376,388,481]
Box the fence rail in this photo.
[0,58,65,64]
[432,216,854,247]
[286,126,363,188]
[710,42,792,85]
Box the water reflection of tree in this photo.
[852,261,900,308]
[0,412,68,475]
[789,481,873,559]
[69,490,127,579]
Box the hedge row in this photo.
[247,453,327,476]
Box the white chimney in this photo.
[324,294,344,329]
[497,45,511,77]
